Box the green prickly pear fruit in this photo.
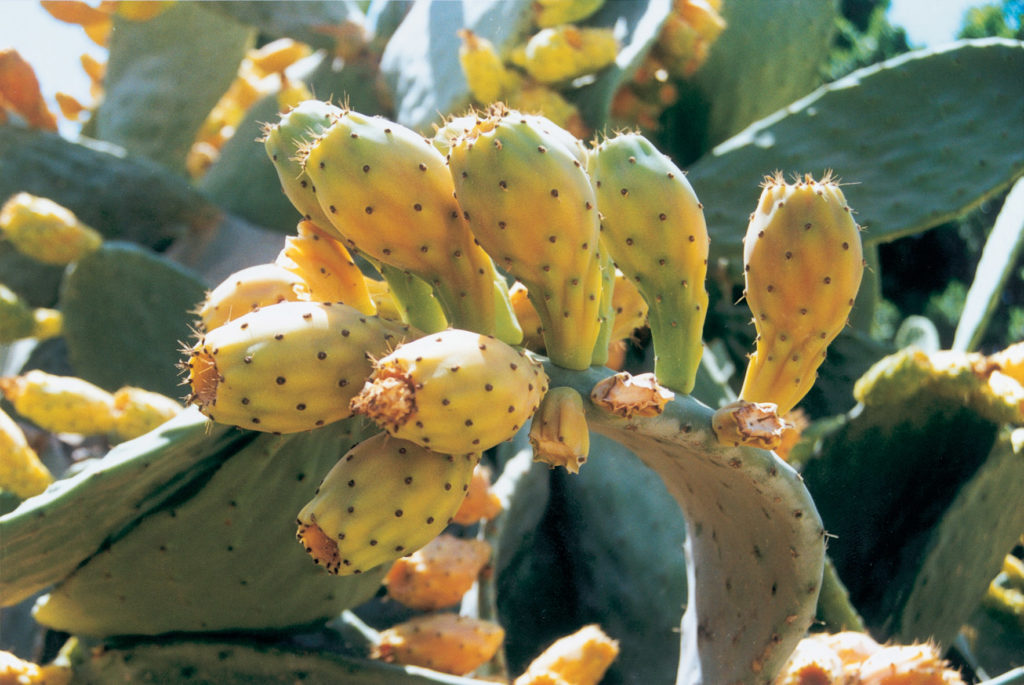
[184,300,417,434]
[350,329,549,455]
[529,386,590,474]
[0,283,61,343]
[589,132,709,393]
[298,108,510,340]
[295,432,479,575]
[740,172,864,414]
[276,220,376,315]
[447,109,603,370]
[197,262,309,331]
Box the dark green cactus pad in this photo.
[688,39,1024,272]
[93,2,253,173]
[203,1,366,51]
[0,409,243,607]
[59,241,208,398]
[32,419,386,637]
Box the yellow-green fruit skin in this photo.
[0,370,116,435]
[740,174,864,414]
[589,132,709,393]
[352,329,549,455]
[296,432,479,575]
[197,262,308,331]
[0,192,102,265]
[185,301,416,434]
[275,220,376,315]
[448,110,603,370]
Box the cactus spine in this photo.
[447,109,603,369]
[740,172,864,414]
[589,132,710,392]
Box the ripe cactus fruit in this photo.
[740,172,864,414]
[452,462,503,525]
[515,26,619,84]
[657,0,728,78]
[457,29,519,105]
[372,613,505,676]
[608,268,648,343]
[299,108,514,340]
[857,644,965,685]
[529,386,590,473]
[0,370,116,435]
[589,131,710,393]
[197,262,309,331]
[533,0,606,27]
[351,329,548,455]
[295,432,479,575]
[110,386,183,442]
[772,636,843,685]
[0,283,61,343]
[275,220,376,315]
[514,624,619,685]
[448,109,603,369]
[0,407,53,499]
[508,281,546,353]
[384,533,492,610]
[0,192,101,265]
[184,300,416,434]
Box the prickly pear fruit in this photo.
[0,192,101,265]
[590,371,674,419]
[508,281,546,353]
[0,370,116,435]
[197,262,309,331]
[811,631,882,674]
[857,644,965,685]
[0,649,69,685]
[110,386,183,442]
[295,432,479,575]
[299,108,512,340]
[740,172,864,414]
[457,29,519,105]
[608,268,648,343]
[372,613,505,676]
[452,462,503,525]
[772,636,843,685]
[184,300,416,434]
[507,81,588,139]
[0,407,53,499]
[529,386,590,474]
[514,624,619,685]
[448,109,603,369]
[276,220,376,315]
[0,283,61,343]
[657,0,727,78]
[711,399,790,451]
[516,26,619,84]
[351,329,548,455]
[533,0,606,27]
[384,533,492,610]
[589,131,709,393]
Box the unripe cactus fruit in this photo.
[740,172,864,414]
[197,262,309,331]
[299,108,514,340]
[275,220,376,315]
[384,533,492,610]
[296,432,479,575]
[372,613,505,676]
[0,283,61,343]
[447,109,603,369]
[110,386,183,442]
[351,329,548,455]
[184,301,416,434]
[452,462,503,525]
[0,192,102,265]
[589,131,709,393]
[529,386,590,473]
[0,370,116,435]
[514,624,619,685]
[0,407,53,499]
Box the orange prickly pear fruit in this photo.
[773,635,844,685]
[529,386,590,474]
[275,220,376,315]
[447,108,603,370]
[0,192,102,265]
[0,370,116,435]
[452,462,503,525]
[739,172,864,414]
[857,643,966,685]
[351,329,548,455]
[197,262,309,331]
[589,131,709,393]
[372,613,505,676]
[514,624,619,685]
[384,533,492,610]
[296,432,479,575]
[184,301,417,434]
[0,407,53,499]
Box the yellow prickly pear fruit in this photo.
[0,370,116,435]
[658,0,727,78]
[772,634,843,685]
[533,0,606,27]
[296,432,479,575]
[351,329,548,455]
[589,131,709,393]
[0,649,70,685]
[514,624,619,685]
[110,386,183,442]
[0,407,53,499]
[519,25,619,83]
[247,38,313,77]
[457,29,518,105]
[740,172,864,414]
[364,276,405,322]
[0,192,102,265]
[0,283,62,343]
[197,262,309,331]
[529,386,590,474]
[609,268,648,342]
[276,220,376,315]
[184,301,417,434]
[384,533,492,610]
[508,281,546,353]
[372,613,505,676]
[507,82,588,139]
[857,643,965,685]
[452,462,503,525]
[990,341,1024,385]
[448,108,603,369]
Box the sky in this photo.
[0,0,993,135]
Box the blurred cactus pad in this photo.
[1,1,1023,684]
